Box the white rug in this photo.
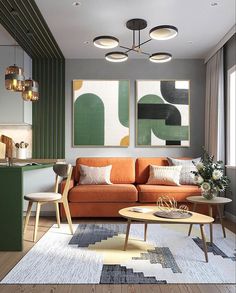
[1,223,235,284]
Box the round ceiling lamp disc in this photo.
[93,36,119,49]
[105,52,128,62]
[149,52,172,63]
[149,25,178,40]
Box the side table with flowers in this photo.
[192,149,230,200]
[187,149,232,244]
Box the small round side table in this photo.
[187,196,232,244]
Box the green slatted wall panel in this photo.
[32,58,65,158]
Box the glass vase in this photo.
[202,187,218,200]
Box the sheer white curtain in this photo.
[205,48,225,161]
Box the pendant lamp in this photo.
[22,79,39,101]
[5,45,25,91]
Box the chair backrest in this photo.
[53,164,73,200]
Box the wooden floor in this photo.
[0,217,235,293]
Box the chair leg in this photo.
[24,201,33,234]
[63,200,73,234]
[55,202,61,228]
[33,202,41,242]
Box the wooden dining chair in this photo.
[24,164,73,242]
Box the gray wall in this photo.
[65,59,206,163]
[224,34,236,220]
[224,34,236,70]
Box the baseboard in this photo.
[225,211,236,223]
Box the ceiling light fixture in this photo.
[149,52,172,63]
[149,25,178,40]
[93,19,178,63]
[5,44,25,92]
[22,79,39,101]
[25,30,40,102]
[105,52,128,63]
[93,36,119,49]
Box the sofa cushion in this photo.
[69,184,138,203]
[75,158,135,184]
[137,184,201,203]
[167,157,200,185]
[79,164,112,185]
[136,157,192,184]
[147,165,182,186]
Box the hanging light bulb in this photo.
[5,64,25,92]
[5,44,25,92]
[22,79,39,101]
[22,30,39,102]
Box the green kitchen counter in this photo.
[0,164,53,251]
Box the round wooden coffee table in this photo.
[119,206,214,262]
[187,196,232,244]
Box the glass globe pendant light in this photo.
[5,45,25,92]
[22,79,39,101]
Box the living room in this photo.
[0,0,235,292]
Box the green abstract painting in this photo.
[136,80,190,147]
[73,80,129,146]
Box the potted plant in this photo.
[192,149,230,200]
[15,141,29,159]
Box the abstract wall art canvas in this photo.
[73,80,129,146]
[136,80,190,147]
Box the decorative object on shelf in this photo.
[22,79,39,101]
[0,141,6,159]
[192,148,230,200]
[93,19,178,63]
[136,80,190,146]
[5,43,25,91]
[15,141,29,159]
[155,196,191,219]
[0,135,13,159]
[73,80,129,146]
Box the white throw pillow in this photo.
[147,165,182,186]
[167,157,200,185]
[79,164,112,185]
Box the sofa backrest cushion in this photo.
[75,157,135,184]
[136,157,191,184]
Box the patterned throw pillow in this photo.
[167,157,200,185]
[79,164,112,185]
[147,165,182,186]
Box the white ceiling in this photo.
[0,25,15,45]
[35,0,235,59]
[1,0,235,59]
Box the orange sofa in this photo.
[60,157,202,218]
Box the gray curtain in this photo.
[205,48,225,161]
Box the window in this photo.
[227,65,236,166]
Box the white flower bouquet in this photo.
[192,148,230,199]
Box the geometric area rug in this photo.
[1,223,235,284]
